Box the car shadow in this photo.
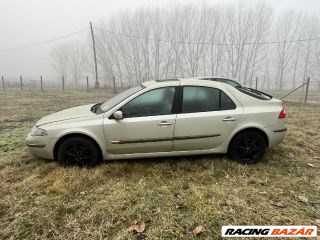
[102,153,227,166]
[30,153,229,175]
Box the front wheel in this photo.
[57,137,101,167]
[229,131,267,164]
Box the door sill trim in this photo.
[110,134,221,144]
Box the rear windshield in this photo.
[236,87,272,100]
[199,77,242,88]
[214,78,241,88]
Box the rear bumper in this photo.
[265,126,287,148]
[273,127,287,133]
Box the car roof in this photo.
[142,77,230,88]
[194,75,238,81]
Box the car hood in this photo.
[36,104,96,126]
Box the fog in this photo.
[1,0,320,84]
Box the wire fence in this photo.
[1,75,320,104]
[0,75,118,93]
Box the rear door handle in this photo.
[157,121,173,126]
[223,116,236,122]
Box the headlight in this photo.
[30,126,48,136]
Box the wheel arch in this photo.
[227,127,269,153]
[53,132,103,161]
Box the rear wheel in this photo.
[229,131,266,164]
[57,137,101,167]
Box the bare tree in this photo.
[85,2,320,92]
[273,12,304,90]
[66,42,86,85]
[51,44,69,82]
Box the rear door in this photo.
[173,86,243,151]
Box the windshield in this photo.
[100,86,144,111]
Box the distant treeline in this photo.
[51,2,320,90]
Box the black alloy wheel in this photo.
[229,131,266,164]
[57,137,101,167]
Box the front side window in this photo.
[182,86,236,113]
[101,86,143,111]
[122,87,175,118]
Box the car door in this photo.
[173,86,242,151]
[103,86,177,155]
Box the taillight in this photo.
[278,107,286,119]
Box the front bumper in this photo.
[26,143,46,148]
[26,133,55,159]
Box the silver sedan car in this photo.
[26,78,287,166]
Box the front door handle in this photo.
[223,116,236,122]
[157,121,173,126]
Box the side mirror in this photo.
[113,111,123,120]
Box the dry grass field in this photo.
[0,90,319,239]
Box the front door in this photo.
[103,87,177,154]
[173,86,242,151]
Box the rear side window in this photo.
[182,86,236,113]
[220,91,236,110]
[182,87,219,113]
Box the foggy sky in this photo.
[1,0,320,78]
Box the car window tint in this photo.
[182,87,220,113]
[220,91,236,110]
[122,87,175,118]
[100,85,143,111]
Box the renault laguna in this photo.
[26,78,287,166]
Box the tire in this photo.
[57,137,101,167]
[229,130,267,164]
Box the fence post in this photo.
[62,76,65,92]
[40,76,43,91]
[86,76,89,93]
[255,77,258,90]
[113,76,116,94]
[1,76,4,91]
[304,77,310,104]
[20,76,23,91]
[32,80,36,91]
